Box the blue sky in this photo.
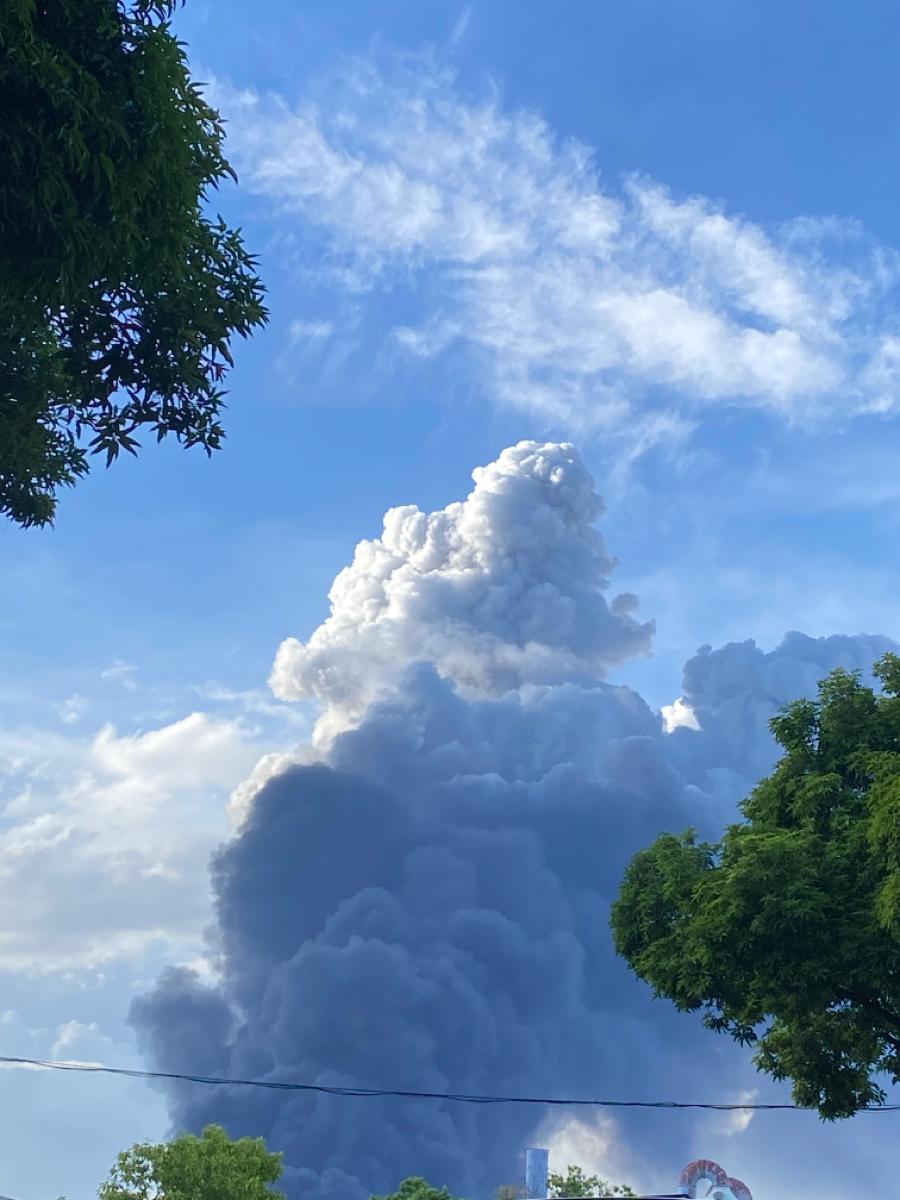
[3,1,900,1197]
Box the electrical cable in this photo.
[1,1053,898,1111]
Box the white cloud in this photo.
[269,441,653,743]
[56,693,89,725]
[212,57,900,440]
[288,318,334,342]
[448,6,472,47]
[100,658,138,690]
[662,696,701,732]
[541,1112,668,1198]
[0,1009,168,1199]
[0,714,262,971]
[705,1089,760,1139]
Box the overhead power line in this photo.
[1,1053,898,1112]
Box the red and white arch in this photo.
[677,1159,752,1200]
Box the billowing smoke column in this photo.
[132,443,896,1200]
[268,441,655,743]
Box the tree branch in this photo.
[846,991,900,1047]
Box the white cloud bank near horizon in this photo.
[211,55,900,445]
[0,713,263,972]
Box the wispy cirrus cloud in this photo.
[212,56,900,442]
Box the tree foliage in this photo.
[371,1180,459,1200]
[611,653,900,1118]
[99,1124,283,1200]
[548,1165,635,1196]
[0,0,267,527]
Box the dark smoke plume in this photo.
[132,444,896,1198]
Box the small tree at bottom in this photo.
[548,1165,636,1197]
[371,1180,460,1200]
[99,1124,283,1200]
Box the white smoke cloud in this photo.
[271,442,653,743]
[211,58,900,441]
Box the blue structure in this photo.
[525,1147,549,1198]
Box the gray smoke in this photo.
[131,443,897,1199]
[666,630,897,808]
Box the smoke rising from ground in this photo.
[132,443,897,1198]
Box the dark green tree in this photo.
[611,653,900,1119]
[99,1124,283,1200]
[1,0,267,527]
[371,1180,460,1200]
[548,1166,635,1197]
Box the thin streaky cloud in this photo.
[448,6,472,46]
